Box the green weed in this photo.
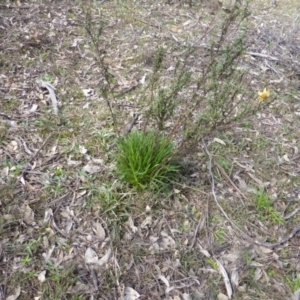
[37,263,77,300]
[214,228,226,243]
[287,273,300,292]
[180,249,205,275]
[20,255,32,265]
[206,257,218,271]
[42,73,55,82]
[255,188,284,225]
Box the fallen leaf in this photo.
[22,204,35,225]
[6,285,21,300]
[71,38,83,47]
[93,222,106,241]
[42,245,55,262]
[215,258,232,299]
[36,79,58,115]
[231,269,239,289]
[182,294,192,300]
[283,154,290,162]
[85,247,99,264]
[67,157,81,166]
[140,216,152,229]
[98,248,112,267]
[213,138,226,145]
[217,293,228,300]
[199,249,211,258]
[60,207,74,220]
[82,88,93,97]
[37,270,46,283]
[254,268,262,281]
[126,217,138,233]
[158,274,169,288]
[123,286,140,300]
[258,246,273,254]
[29,104,38,113]
[139,74,147,84]
[82,164,101,174]
[79,145,87,154]
[43,208,53,223]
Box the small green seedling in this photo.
[255,188,284,225]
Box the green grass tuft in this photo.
[116,130,179,190]
[255,188,284,225]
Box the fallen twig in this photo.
[29,133,53,163]
[0,112,13,120]
[283,205,300,220]
[123,113,140,136]
[203,140,255,243]
[215,161,248,206]
[246,51,278,61]
[0,4,31,9]
[256,225,300,249]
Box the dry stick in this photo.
[246,51,278,61]
[0,4,31,9]
[203,141,255,244]
[0,112,13,119]
[29,133,53,163]
[175,182,209,195]
[20,133,53,180]
[204,141,300,249]
[90,267,100,290]
[267,225,300,248]
[283,206,300,220]
[125,114,140,135]
[215,161,248,206]
[108,114,140,150]
[189,214,206,249]
[43,193,70,207]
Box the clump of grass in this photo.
[255,188,284,225]
[116,130,179,190]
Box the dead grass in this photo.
[1,0,300,299]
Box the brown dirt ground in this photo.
[0,0,300,299]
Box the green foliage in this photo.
[255,188,284,225]
[206,257,218,271]
[287,273,300,292]
[42,73,55,83]
[84,182,130,220]
[116,130,179,190]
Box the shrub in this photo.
[85,0,275,190]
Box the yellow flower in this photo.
[258,88,270,102]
